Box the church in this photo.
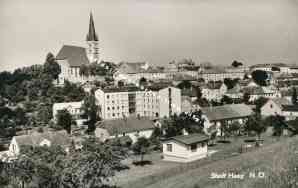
[55,13,101,85]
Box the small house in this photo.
[261,98,291,117]
[162,133,209,163]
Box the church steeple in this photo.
[86,12,98,41]
[86,12,100,63]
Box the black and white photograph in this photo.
[0,0,298,187]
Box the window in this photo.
[270,104,273,108]
[107,107,110,111]
[112,113,115,117]
[201,142,206,147]
[166,144,172,152]
[190,144,197,152]
[112,107,115,110]
[107,95,110,99]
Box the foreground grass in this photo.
[112,135,285,188]
[143,136,298,188]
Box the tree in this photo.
[195,87,202,100]
[231,60,243,68]
[132,137,152,163]
[82,93,100,134]
[245,114,267,139]
[56,109,72,134]
[177,80,191,90]
[43,52,61,80]
[221,95,233,104]
[251,70,268,86]
[243,92,250,104]
[139,77,147,86]
[36,105,52,126]
[254,97,268,114]
[223,78,239,90]
[292,87,297,104]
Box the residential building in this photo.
[95,85,181,120]
[55,13,101,85]
[162,133,209,163]
[8,131,71,157]
[225,84,243,100]
[201,82,227,102]
[113,62,167,85]
[281,105,298,121]
[52,101,86,125]
[201,104,253,135]
[198,68,245,82]
[261,98,291,117]
[95,117,156,143]
[242,86,281,102]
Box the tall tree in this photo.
[43,52,61,80]
[82,93,100,134]
[251,70,269,86]
[231,60,243,68]
[56,109,72,134]
[292,87,297,104]
[132,137,152,163]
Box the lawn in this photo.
[111,133,287,188]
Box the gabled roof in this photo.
[204,82,225,90]
[14,131,70,148]
[282,105,298,112]
[56,45,89,67]
[201,104,253,122]
[98,117,155,135]
[271,98,291,107]
[169,133,209,145]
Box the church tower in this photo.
[86,12,100,63]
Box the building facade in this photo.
[95,85,181,120]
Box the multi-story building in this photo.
[198,68,245,82]
[55,13,101,85]
[52,101,86,125]
[95,85,181,120]
[201,82,227,102]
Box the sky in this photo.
[0,0,298,72]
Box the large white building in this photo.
[198,68,245,82]
[201,82,228,102]
[55,13,101,85]
[95,85,181,120]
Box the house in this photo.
[95,117,156,143]
[162,133,209,163]
[52,101,86,126]
[261,98,292,117]
[242,86,281,102]
[201,82,227,102]
[198,67,245,82]
[281,105,298,121]
[181,96,193,113]
[8,130,71,157]
[95,84,181,120]
[201,104,253,135]
[113,62,167,86]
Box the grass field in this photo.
[141,136,298,188]
[111,133,293,188]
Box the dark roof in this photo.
[205,82,225,90]
[271,98,291,107]
[14,131,71,147]
[101,86,140,93]
[201,104,253,121]
[98,117,156,135]
[181,89,196,97]
[146,83,174,91]
[56,45,89,67]
[282,105,298,112]
[86,12,98,41]
[169,133,209,145]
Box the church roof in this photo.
[56,45,90,67]
[86,12,98,41]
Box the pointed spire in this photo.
[86,12,98,41]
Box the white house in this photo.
[201,104,253,135]
[201,82,227,102]
[8,131,71,157]
[162,133,209,163]
[52,101,86,126]
[95,117,156,144]
[261,98,291,117]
